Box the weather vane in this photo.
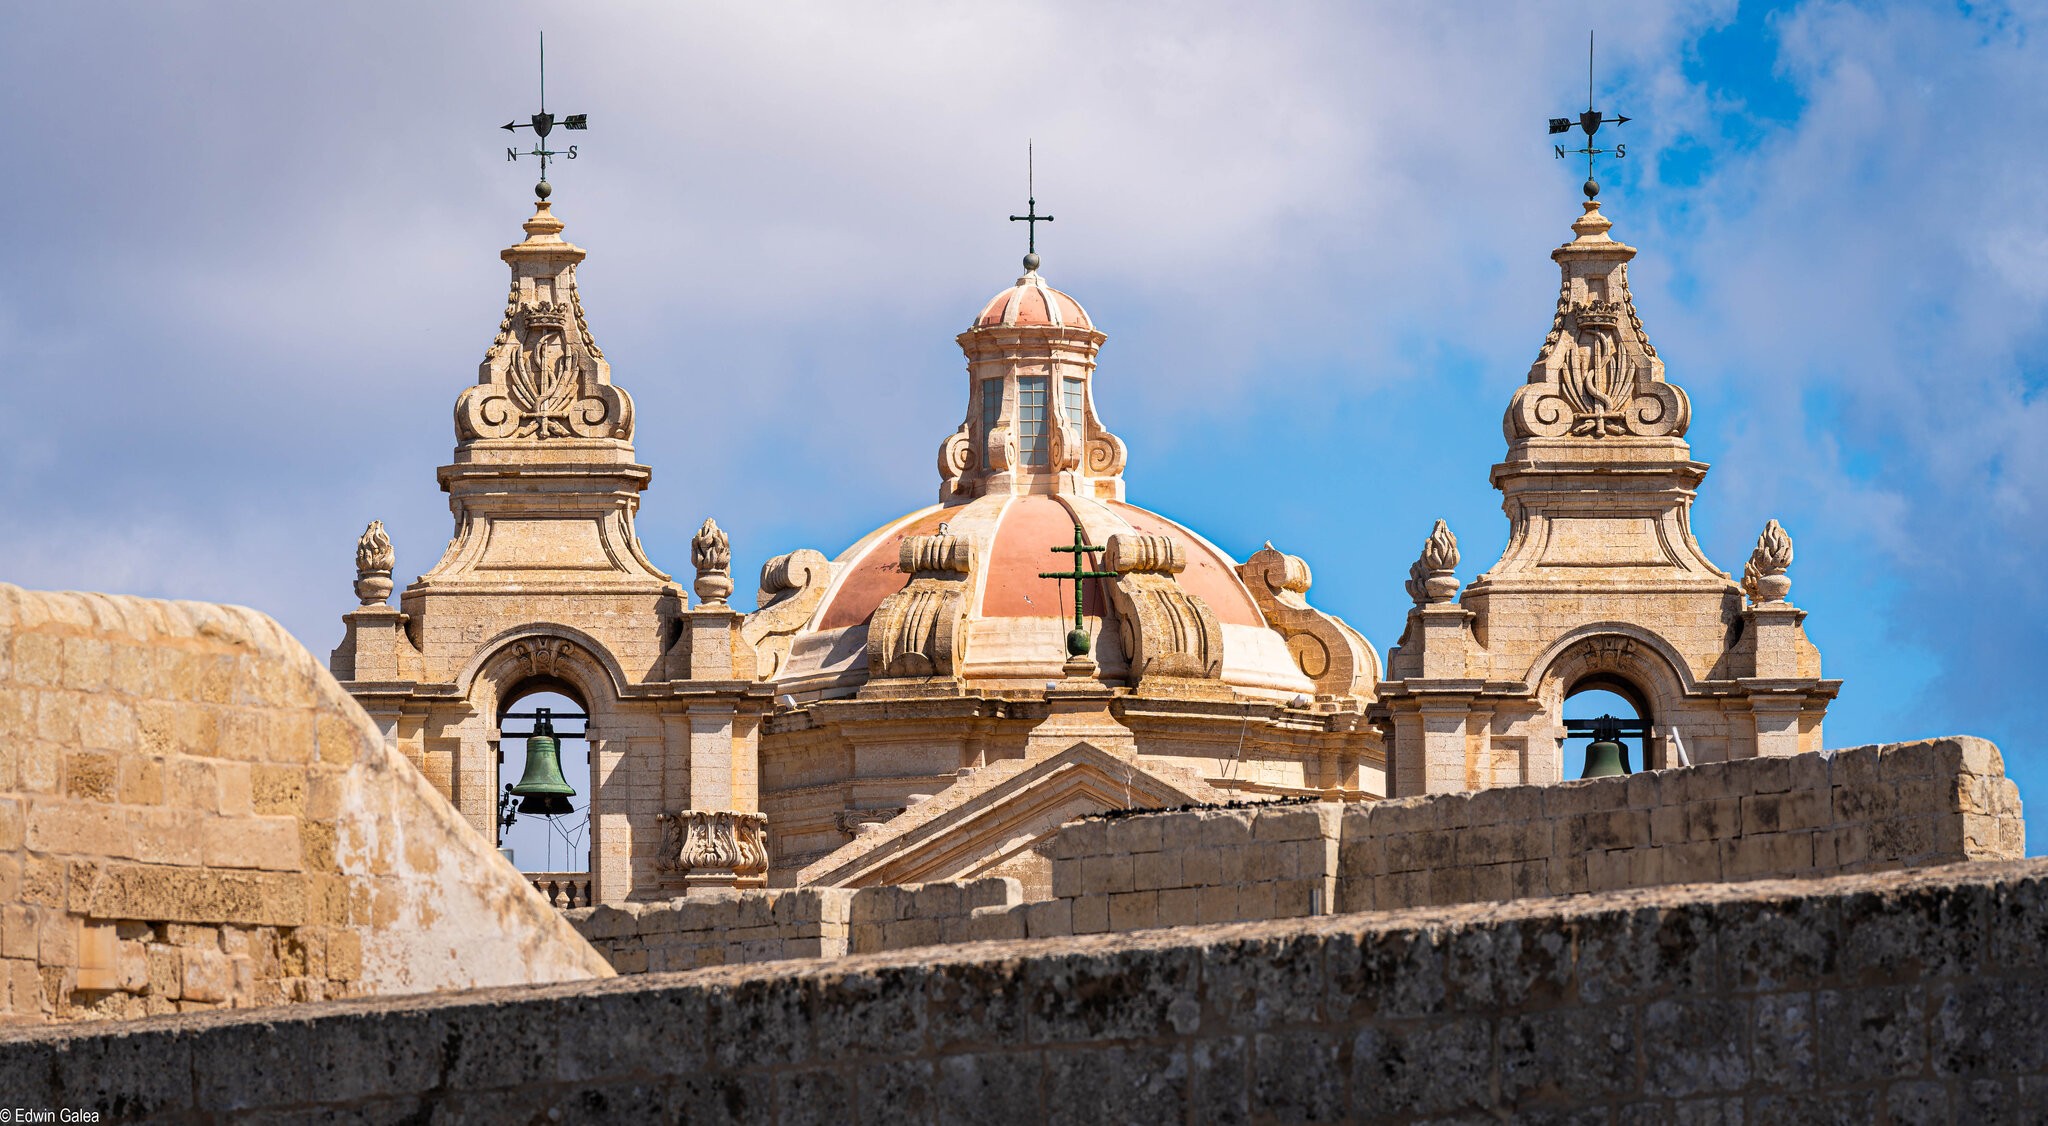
[1009,141,1053,270]
[502,32,587,200]
[1548,31,1629,199]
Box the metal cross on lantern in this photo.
[1547,31,1630,199]
[1009,141,1054,269]
[1039,523,1116,659]
[502,32,588,200]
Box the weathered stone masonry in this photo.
[9,860,2048,1123]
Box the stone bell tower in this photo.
[1372,198,1840,796]
[331,198,768,906]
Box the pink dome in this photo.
[973,273,1093,331]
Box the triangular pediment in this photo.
[795,741,1226,889]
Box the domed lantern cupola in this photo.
[938,243,1127,503]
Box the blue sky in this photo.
[5,2,2044,850]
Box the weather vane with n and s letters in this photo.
[503,32,587,201]
[1548,31,1629,199]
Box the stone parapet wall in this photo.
[571,738,2021,977]
[570,887,853,972]
[0,583,611,1022]
[11,860,2048,1122]
[1337,735,2022,913]
[846,877,1025,951]
[1050,801,1340,933]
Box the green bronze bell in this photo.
[1579,714,1632,779]
[509,710,576,816]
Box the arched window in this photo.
[496,684,591,877]
[1561,675,1651,779]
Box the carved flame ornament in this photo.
[1742,519,1795,605]
[1405,519,1461,606]
[692,518,733,605]
[353,521,395,606]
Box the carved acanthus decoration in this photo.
[1573,635,1638,672]
[742,549,832,679]
[511,638,576,679]
[1237,543,1379,699]
[1508,204,1689,444]
[692,518,734,606]
[1405,519,1461,606]
[454,203,634,445]
[1102,533,1222,682]
[866,533,975,680]
[1742,519,1795,606]
[656,810,769,877]
[352,520,395,606]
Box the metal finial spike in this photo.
[1008,142,1054,260]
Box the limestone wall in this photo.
[10,859,2048,1122]
[571,887,852,972]
[1337,735,2022,913]
[570,738,2020,977]
[0,583,611,1022]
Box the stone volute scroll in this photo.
[1742,519,1795,606]
[864,531,976,683]
[1102,532,1224,683]
[1236,543,1380,700]
[740,549,832,679]
[1507,202,1689,443]
[692,518,733,606]
[1405,519,1461,606]
[455,202,634,445]
[353,521,395,606]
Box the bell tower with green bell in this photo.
[330,154,771,906]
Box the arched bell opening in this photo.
[1561,673,1651,780]
[495,679,592,879]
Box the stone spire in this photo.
[938,257,1128,503]
[407,201,671,599]
[454,201,634,448]
[1505,200,1689,451]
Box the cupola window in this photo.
[1017,376,1050,467]
[1062,377,1085,426]
[981,378,1003,443]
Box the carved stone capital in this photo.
[656,810,770,878]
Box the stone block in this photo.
[1107,891,1158,932]
[1024,898,1071,939]
[1049,858,1083,900]
[1237,880,1277,921]
[1113,815,1164,855]
[1197,884,1239,924]
[1080,854,1134,896]
[1197,810,1254,848]
[1071,894,1108,935]
[1133,850,1180,891]
[1157,887,1201,928]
